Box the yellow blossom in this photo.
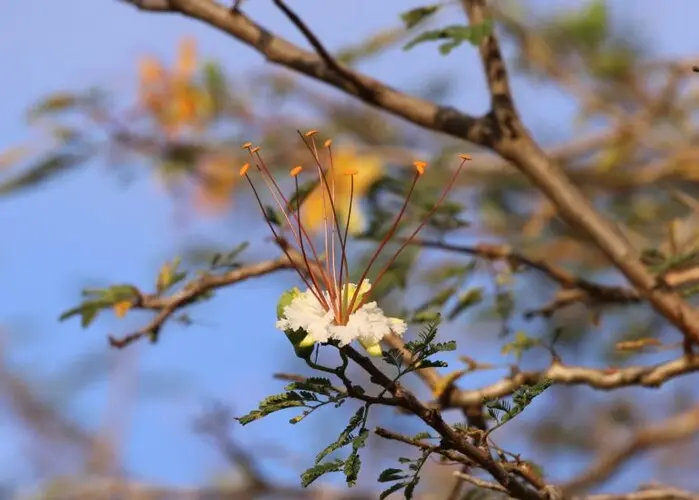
[301,147,383,236]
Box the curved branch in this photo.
[109,257,294,348]
[562,406,699,495]
[119,0,699,346]
[448,357,699,408]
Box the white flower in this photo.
[276,282,407,351]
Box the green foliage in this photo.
[400,5,441,30]
[501,331,540,361]
[209,242,249,270]
[404,20,493,54]
[236,381,372,487]
[446,288,484,321]
[644,248,699,278]
[377,450,431,499]
[0,151,88,197]
[156,257,188,294]
[383,318,455,375]
[301,459,345,487]
[336,27,407,65]
[315,407,366,463]
[553,0,608,52]
[236,391,318,425]
[58,284,140,328]
[484,379,552,431]
[27,92,81,120]
[201,61,229,118]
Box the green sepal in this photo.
[277,287,315,359]
[277,287,301,320]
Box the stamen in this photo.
[239,163,250,176]
[413,160,427,176]
[241,142,253,150]
[248,149,336,303]
[243,171,327,308]
[298,132,349,308]
[293,171,336,317]
[290,165,303,177]
[338,169,355,322]
[458,153,472,160]
[324,139,332,148]
[250,146,260,154]
[305,129,318,137]
[366,155,471,307]
[347,169,422,315]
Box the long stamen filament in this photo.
[251,150,336,297]
[242,172,328,309]
[294,172,340,320]
[347,170,421,315]
[298,133,349,292]
[359,157,470,310]
[326,142,338,302]
[339,171,355,323]
[307,134,337,307]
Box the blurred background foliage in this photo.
[2,0,699,498]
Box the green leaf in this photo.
[400,5,441,29]
[28,93,79,120]
[315,407,365,463]
[380,482,408,499]
[211,242,250,270]
[301,459,344,487]
[202,61,229,117]
[410,310,442,324]
[80,304,100,328]
[382,348,404,368]
[236,391,310,425]
[344,429,369,487]
[0,152,87,196]
[484,379,552,427]
[284,377,336,396]
[410,359,448,370]
[501,331,540,361]
[404,20,493,54]
[446,288,484,321]
[104,284,141,302]
[415,286,457,313]
[378,468,407,483]
[404,475,421,499]
[59,299,112,328]
[404,318,441,355]
[412,432,432,440]
[289,410,312,424]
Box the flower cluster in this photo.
[240,131,470,356]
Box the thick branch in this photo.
[120,0,699,345]
[460,0,699,345]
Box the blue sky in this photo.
[2,0,699,495]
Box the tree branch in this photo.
[448,356,699,408]
[108,256,294,348]
[562,405,699,495]
[342,346,544,500]
[460,0,699,346]
[119,0,699,346]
